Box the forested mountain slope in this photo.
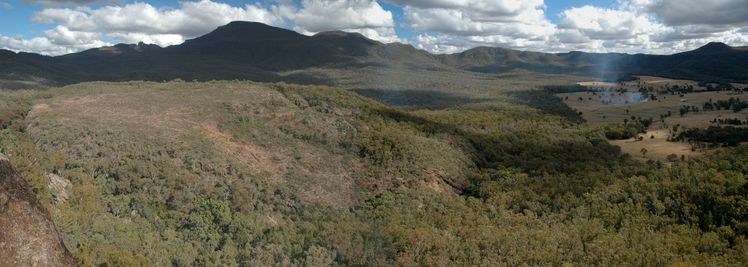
[0,81,745,265]
[439,42,748,82]
[1,22,747,89]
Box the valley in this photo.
[0,77,745,266]
[560,76,748,161]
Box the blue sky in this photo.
[545,0,617,23]
[1,0,746,55]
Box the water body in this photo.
[593,89,648,106]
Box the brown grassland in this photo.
[560,77,748,160]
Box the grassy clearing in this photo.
[560,90,748,128]
[609,129,700,161]
[578,75,747,91]
[560,80,748,160]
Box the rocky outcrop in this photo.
[47,173,71,204]
[0,153,76,266]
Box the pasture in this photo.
[560,77,748,160]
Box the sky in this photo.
[1,0,747,56]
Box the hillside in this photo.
[0,22,447,88]
[1,81,746,265]
[439,42,748,82]
[1,22,747,90]
[0,152,76,266]
[627,42,748,82]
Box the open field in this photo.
[609,129,700,161]
[560,89,748,128]
[561,77,748,160]
[578,76,747,92]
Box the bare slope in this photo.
[0,153,76,267]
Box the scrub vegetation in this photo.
[0,80,746,266]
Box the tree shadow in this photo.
[353,89,480,109]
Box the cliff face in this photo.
[0,153,76,266]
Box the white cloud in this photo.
[412,33,472,54]
[291,0,400,43]
[548,3,748,54]
[626,0,748,26]
[12,0,401,55]
[33,0,285,41]
[1,25,108,56]
[0,34,106,55]
[1,1,12,9]
[402,0,748,54]
[106,32,183,47]
[401,0,551,35]
[5,0,748,56]
[396,0,555,53]
[391,0,545,18]
[558,5,660,40]
[43,25,101,46]
[15,0,290,53]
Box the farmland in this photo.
[560,76,748,160]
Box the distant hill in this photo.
[439,42,748,82]
[622,42,748,82]
[1,21,747,88]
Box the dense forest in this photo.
[677,126,748,146]
[0,81,746,266]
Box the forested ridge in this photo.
[2,22,748,91]
[0,81,746,266]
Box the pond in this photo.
[594,89,649,106]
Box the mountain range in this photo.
[1,21,747,88]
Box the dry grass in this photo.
[578,76,747,91]
[561,76,748,160]
[560,89,748,128]
[198,122,285,182]
[25,81,364,207]
[609,129,700,161]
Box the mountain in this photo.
[1,21,449,87]
[623,42,748,82]
[1,21,747,89]
[439,42,748,82]
[436,47,621,75]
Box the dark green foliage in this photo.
[510,89,585,122]
[542,85,590,94]
[602,118,651,140]
[353,89,479,109]
[0,81,746,266]
[603,123,642,139]
[714,118,747,126]
[440,42,748,83]
[703,97,748,112]
[677,126,748,146]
